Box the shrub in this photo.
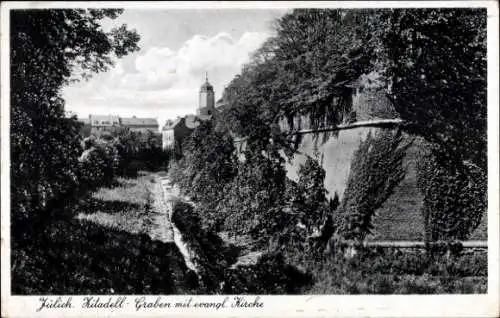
[219,149,290,243]
[295,156,330,231]
[78,141,120,191]
[171,201,240,293]
[223,252,313,294]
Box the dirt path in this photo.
[158,176,199,273]
[147,180,175,242]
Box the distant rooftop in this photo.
[162,114,212,130]
[163,117,184,130]
[89,114,120,122]
[120,117,158,126]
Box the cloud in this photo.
[63,31,269,126]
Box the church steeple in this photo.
[198,72,215,115]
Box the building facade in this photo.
[120,116,159,133]
[89,114,120,129]
[161,115,207,156]
[78,115,159,136]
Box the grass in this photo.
[283,247,487,294]
[92,173,153,206]
[11,218,198,294]
[11,170,197,294]
[76,172,156,235]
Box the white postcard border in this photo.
[1,1,499,317]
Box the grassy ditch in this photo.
[11,218,199,294]
[75,172,155,234]
[11,171,198,294]
[170,197,486,295]
[171,201,313,294]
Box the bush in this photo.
[222,252,313,294]
[168,119,334,250]
[171,201,241,292]
[295,156,330,231]
[218,149,290,243]
[78,141,120,190]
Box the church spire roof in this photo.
[200,71,214,91]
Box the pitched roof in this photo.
[185,115,201,129]
[197,114,212,122]
[120,117,158,126]
[89,114,120,123]
[163,117,184,130]
[185,114,212,129]
[162,114,212,131]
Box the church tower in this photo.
[197,72,215,116]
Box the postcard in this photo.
[1,1,499,317]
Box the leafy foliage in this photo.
[417,142,487,242]
[10,9,140,224]
[171,201,313,294]
[219,149,290,242]
[336,129,411,241]
[167,120,237,229]
[169,118,332,247]
[181,120,237,202]
[78,129,171,193]
[171,201,240,292]
[11,218,198,294]
[222,252,313,294]
[78,141,120,191]
[380,9,488,243]
[293,156,331,231]
[220,9,389,157]
[384,8,487,170]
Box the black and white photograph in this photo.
[1,1,499,317]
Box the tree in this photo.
[181,120,237,201]
[167,119,237,230]
[384,8,487,170]
[382,9,487,242]
[220,148,290,243]
[296,156,329,231]
[10,9,140,224]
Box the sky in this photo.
[62,9,288,127]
